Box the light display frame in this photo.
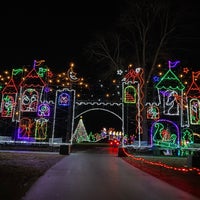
[0,59,200,151]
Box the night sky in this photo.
[0,2,119,71]
[1,1,200,134]
[0,1,200,73]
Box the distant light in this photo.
[157,64,161,68]
[128,64,133,68]
[70,62,75,67]
[112,79,116,84]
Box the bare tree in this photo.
[85,0,181,141]
[86,0,178,82]
[122,0,177,78]
[86,33,128,81]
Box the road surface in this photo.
[22,147,199,200]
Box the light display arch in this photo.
[74,106,122,121]
[0,59,200,151]
[74,101,123,133]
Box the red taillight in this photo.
[110,140,120,146]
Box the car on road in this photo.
[109,139,120,147]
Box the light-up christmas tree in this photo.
[72,116,89,143]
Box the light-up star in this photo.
[153,76,160,82]
[117,69,123,75]
[47,70,53,78]
[183,67,189,74]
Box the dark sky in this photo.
[0,1,200,74]
[0,2,120,73]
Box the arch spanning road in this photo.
[22,147,199,200]
[74,107,122,120]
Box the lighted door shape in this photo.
[21,89,39,112]
[123,85,136,104]
[190,99,200,125]
[35,118,49,140]
[1,95,15,117]
[18,117,35,139]
[151,119,180,148]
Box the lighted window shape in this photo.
[181,128,194,147]
[21,88,39,112]
[163,90,179,115]
[17,117,35,139]
[58,92,70,106]
[146,105,159,120]
[35,118,49,140]
[123,86,136,104]
[37,103,50,117]
[151,119,179,148]
[190,99,200,125]
[1,95,15,117]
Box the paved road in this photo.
[22,147,199,200]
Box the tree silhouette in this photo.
[85,0,200,141]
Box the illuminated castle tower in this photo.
[151,61,185,148]
[17,60,47,140]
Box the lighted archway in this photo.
[75,108,122,121]
[74,108,123,143]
